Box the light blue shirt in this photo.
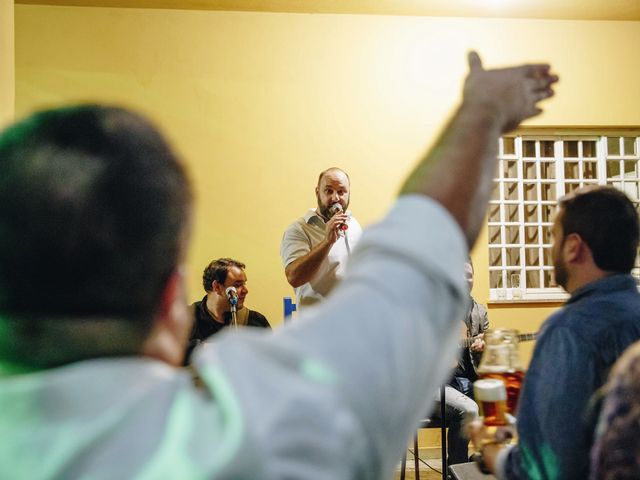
[0,195,468,479]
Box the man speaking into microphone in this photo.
[185,258,270,363]
[281,167,363,309]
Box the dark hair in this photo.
[0,105,191,326]
[591,341,640,479]
[202,258,246,292]
[559,187,639,273]
[317,167,350,187]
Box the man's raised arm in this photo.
[197,52,558,480]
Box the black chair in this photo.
[400,387,447,480]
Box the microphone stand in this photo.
[229,298,238,329]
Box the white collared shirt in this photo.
[280,209,363,308]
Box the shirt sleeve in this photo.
[280,221,311,268]
[471,302,489,367]
[501,323,597,480]
[194,195,469,480]
[481,305,489,332]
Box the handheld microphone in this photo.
[328,203,349,231]
[225,286,238,306]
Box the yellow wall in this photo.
[0,0,14,127]
[13,7,640,362]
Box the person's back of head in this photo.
[0,105,192,369]
[591,340,640,480]
[559,187,639,274]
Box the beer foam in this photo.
[474,379,507,401]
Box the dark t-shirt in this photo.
[184,295,271,363]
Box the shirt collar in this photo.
[304,209,321,223]
[198,295,228,325]
[567,273,637,305]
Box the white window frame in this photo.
[489,128,640,302]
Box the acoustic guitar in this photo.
[459,331,538,349]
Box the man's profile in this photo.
[186,257,270,362]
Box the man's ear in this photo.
[158,269,183,320]
[563,233,585,264]
[315,186,319,197]
[212,280,223,296]
[143,267,191,367]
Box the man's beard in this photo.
[317,201,331,220]
[317,198,348,220]
[554,258,568,291]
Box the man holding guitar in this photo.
[432,259,489,465]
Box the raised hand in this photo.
[463,51,559,133]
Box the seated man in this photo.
[432,259,488,465]
[186,258,270,361]
[471,186,640,480]
[0,53,557,478]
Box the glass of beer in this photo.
[471,378,516,473]
[477,328,525,415]
[474,379,509,426]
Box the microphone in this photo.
[225,286,238,306]
[328,203,349,231]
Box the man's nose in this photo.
[240,285,248,295]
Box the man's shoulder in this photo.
[543,287,640,348]
[190,297,207,313]
[468,297,488,326]
[248,309,271,328]
[563,285,640,326]
[470,297,487,313]
[283,210,320,234]
[190,297,214,331]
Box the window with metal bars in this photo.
[488,129,640,301]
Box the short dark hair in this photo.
[317,167,350,187]
[202,258,246,292]
[559,187,639,273]
[0,105,191,326]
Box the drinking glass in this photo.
[510,273,522,299]
[478,328,525,415]
[496,276,506,300]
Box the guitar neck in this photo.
[517,332,538,342]
[460,331,538,348]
